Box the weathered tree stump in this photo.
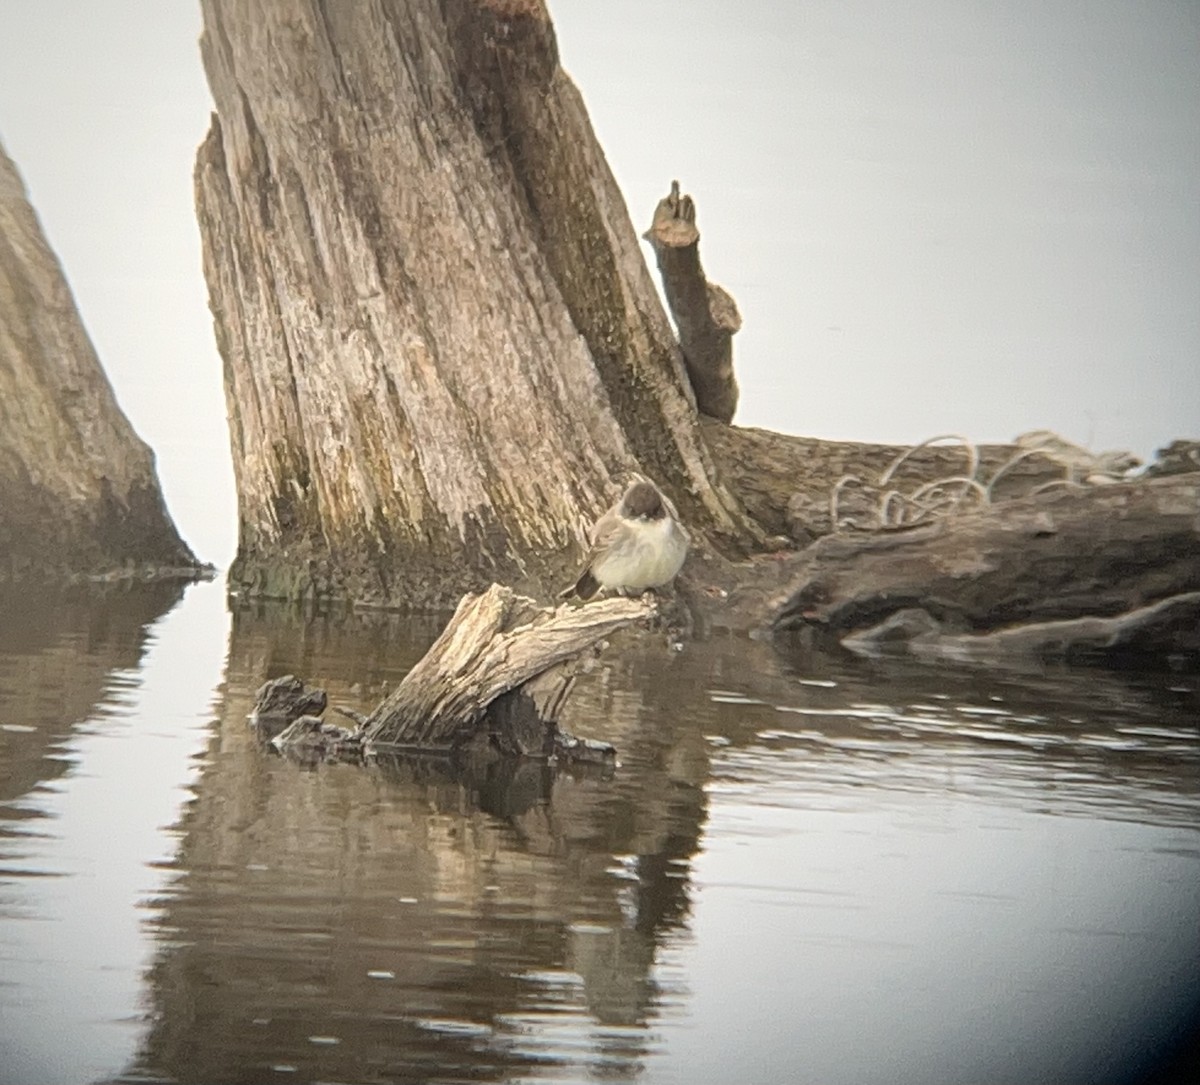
[253,584,652,764]
[1,140,201,582]
[195,0,753,611]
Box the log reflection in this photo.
[126,603,710,1083]
[0,581,187,810]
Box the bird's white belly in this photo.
[593,517,687,592]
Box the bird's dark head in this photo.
[621,480,666,520]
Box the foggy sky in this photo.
[0,0,1196,566]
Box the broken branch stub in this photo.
[644,181,741,423]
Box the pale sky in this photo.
[0,1,1197,567]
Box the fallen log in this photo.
[763,474,1200,666]
[251,584,653,764]
[699,419,1066,544]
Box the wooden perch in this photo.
[364,585,650,754]
[644,181,741,422]
[252,584,653,765]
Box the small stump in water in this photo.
[251,584,653,766]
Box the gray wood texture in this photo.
[0,142,197,580]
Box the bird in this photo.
[560,476,689,601]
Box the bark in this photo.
[643,181,740,422]
[196,0,755,610]
[363,583,647,754]
[763,475,1200,663]
[1145,439,1200,478]
[250,673,328,723]
[699,418,1065,543]
[0,141,199,581]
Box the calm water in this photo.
[1,578,1198,1085]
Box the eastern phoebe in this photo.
[560,477,689,600]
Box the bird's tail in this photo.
[559,569,599,601]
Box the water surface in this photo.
[1,579,1197,1084]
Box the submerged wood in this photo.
[842,592,1200,668]
[250,673,327,723]
[253,585,650,763]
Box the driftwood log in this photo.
[759,475,1200,668]
[253,584,652,762]
[698,417,1067,544]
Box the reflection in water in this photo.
[726,639,1200,828]
[0,579,218,1085]
[124,603,708,1084]
[0,580,186,810]
[121,603,1198,1085]
[1,587,1197,1084]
